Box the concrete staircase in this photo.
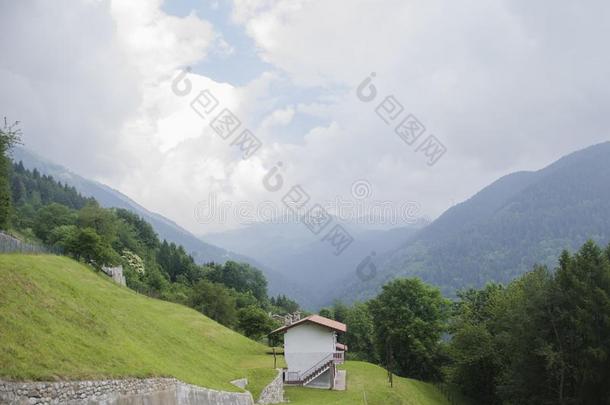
[302,359,334,386]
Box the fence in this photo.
[0,232,61,255]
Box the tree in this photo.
[0,118,22,229]
[344,302,377,362]
[189,280,237,328]
[318,308,334,319]
[331,300,349,324]
[47,224,78,250]
[369,278,449,381]
[238,305,274,340]
[446,284,505,404]
[495,267,558,404]
[157,240,198,283]
[548,242,610,404]
[115,209,158,249]
[64,227,118,266]
[77,202,118,245]
[447,241,610,405]
[271,294,300,314]
[33,203,75,242]
[233,290,259,310]
[10,176,26,205]
[141,264,170,297]
[206,261,268,304]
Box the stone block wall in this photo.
[0,377,254,405]
[257,370,284,404]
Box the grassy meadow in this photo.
[0,254,280,396]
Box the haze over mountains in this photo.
[333,141,610,304]
[205,220,427,307]
[13,142,610,309]
[11,148,255,265]
[12,147,307,300]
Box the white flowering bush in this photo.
[121,249,145,275]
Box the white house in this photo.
[271,314,347,389]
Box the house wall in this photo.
[284,323,335,374]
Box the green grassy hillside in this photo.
[287,362,466,405]
[0,254,278,397]
[0,254,467,404]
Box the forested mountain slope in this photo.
[337,141,610,303]
[11,147,255,266]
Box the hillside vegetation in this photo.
[0,254,279,397]
[338,142,610,303]
[11,146,258,267]
[325,241,610,404]
[5,159,298,342]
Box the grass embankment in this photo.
[286,361,468,405]
[0,254,281,397]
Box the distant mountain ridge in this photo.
[19,142,610,309]
[11,147,260,267]
[334,141,610,304]
[205,217,427,308]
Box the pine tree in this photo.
[552,241,610,403]
[0,118,22,229]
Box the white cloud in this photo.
[259,105,295,129]
[0,0,140,178]
[225,0,610,222]
[110,0,214,82]
[2,0,609,237]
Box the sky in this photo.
[1,0,609,235]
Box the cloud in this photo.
[259,105,295,129]
[0,0,140,178]
[2,0,609,237]
[0,0,233,232]
[225,0,610,221]
[111,0,214,83]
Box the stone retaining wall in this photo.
[257,370,284,404]
[0,378,254,405]
[101,265,126,286]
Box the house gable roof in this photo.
[270,314,347,334]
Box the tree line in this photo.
[320,241,610,404]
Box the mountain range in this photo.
[12,147,429,308]
[14,141,610,309]
[12,147,314,301]
[205,219,427,307]
[332,141,610,304]
[10,149,256,264]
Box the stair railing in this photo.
[299,353,334,383]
